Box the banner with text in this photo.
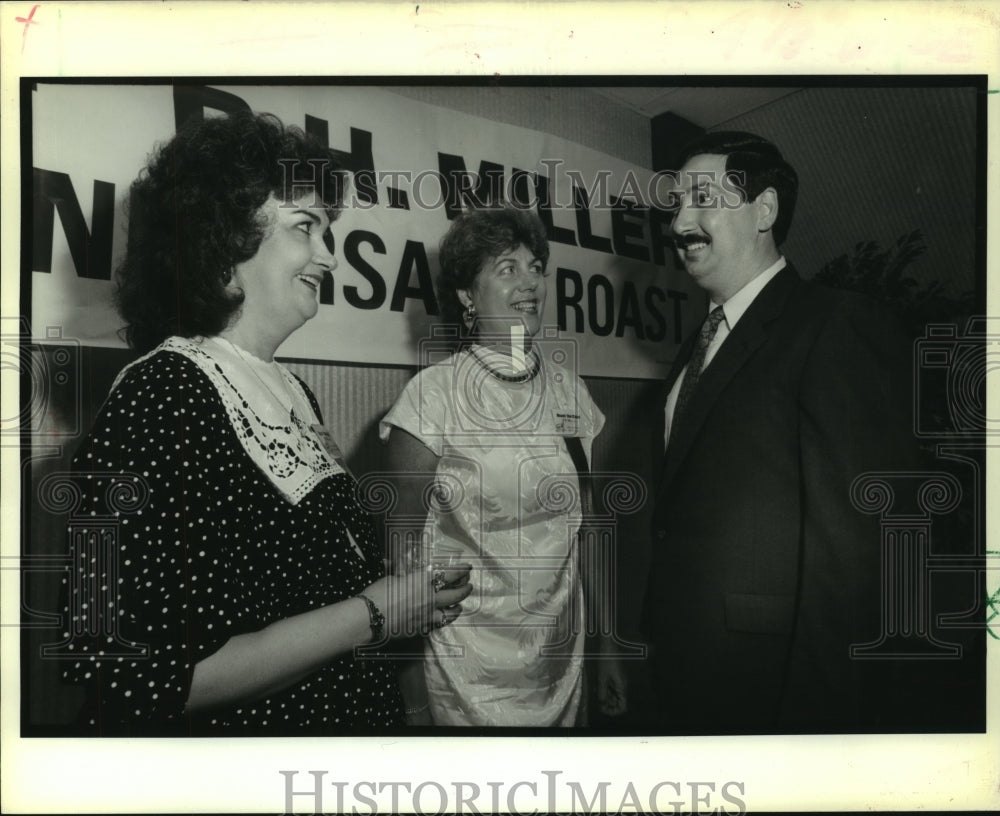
[30,83,702,379]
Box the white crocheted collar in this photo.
[111,336,344,505]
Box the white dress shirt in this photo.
[664,257,787,446]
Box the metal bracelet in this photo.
[356,593,385,643]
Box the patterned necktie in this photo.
[672,305,726,427]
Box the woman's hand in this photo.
[597,656,628,717]
[405,705,434,727]
[188,568,472,713]
[595,637,627,718]
[361,563,473,639]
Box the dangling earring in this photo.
[222,267,234,286]
[463,303,477,326]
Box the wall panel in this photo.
[718,86,979,297]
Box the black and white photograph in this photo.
[2,2,997,813]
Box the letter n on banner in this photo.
[32,169,115,280]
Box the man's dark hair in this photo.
[116,110,346,352]
[437,206,550,334]
[675,130,799,245]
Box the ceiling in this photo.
[588,86,801,128]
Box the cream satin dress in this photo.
[380,345,604,726]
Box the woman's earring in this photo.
[463,303,477,326]
[222,267,234,285]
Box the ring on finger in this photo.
[431,569,447,593]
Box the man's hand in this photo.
[597,654,627,717]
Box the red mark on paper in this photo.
[16,4,40,53]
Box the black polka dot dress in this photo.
[61,350,403,736]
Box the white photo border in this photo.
[2,1,997,813]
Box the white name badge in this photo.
[552,410,580,436]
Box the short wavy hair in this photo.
[116,110,346,352]
[436,207,550,335]
[675,130,799,246]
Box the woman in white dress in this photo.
[380,207,626,726]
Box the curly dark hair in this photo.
[675,130,799,246]
[436,207,550,335]
[116,110,346,352]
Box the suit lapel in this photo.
[660,266,801,487]
[664,333,697,393]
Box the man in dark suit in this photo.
[642,131,930,733]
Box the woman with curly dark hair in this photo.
[62,110,471,736]
[379,207,626,726]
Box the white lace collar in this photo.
[110,336,344,505]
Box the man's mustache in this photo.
[671,233,711,250]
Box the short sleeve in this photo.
[379,366,450,457]
[576,376,606,443]
[567,373,604,466]
[62,352,244,733]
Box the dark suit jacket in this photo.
[642,264,926,733]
